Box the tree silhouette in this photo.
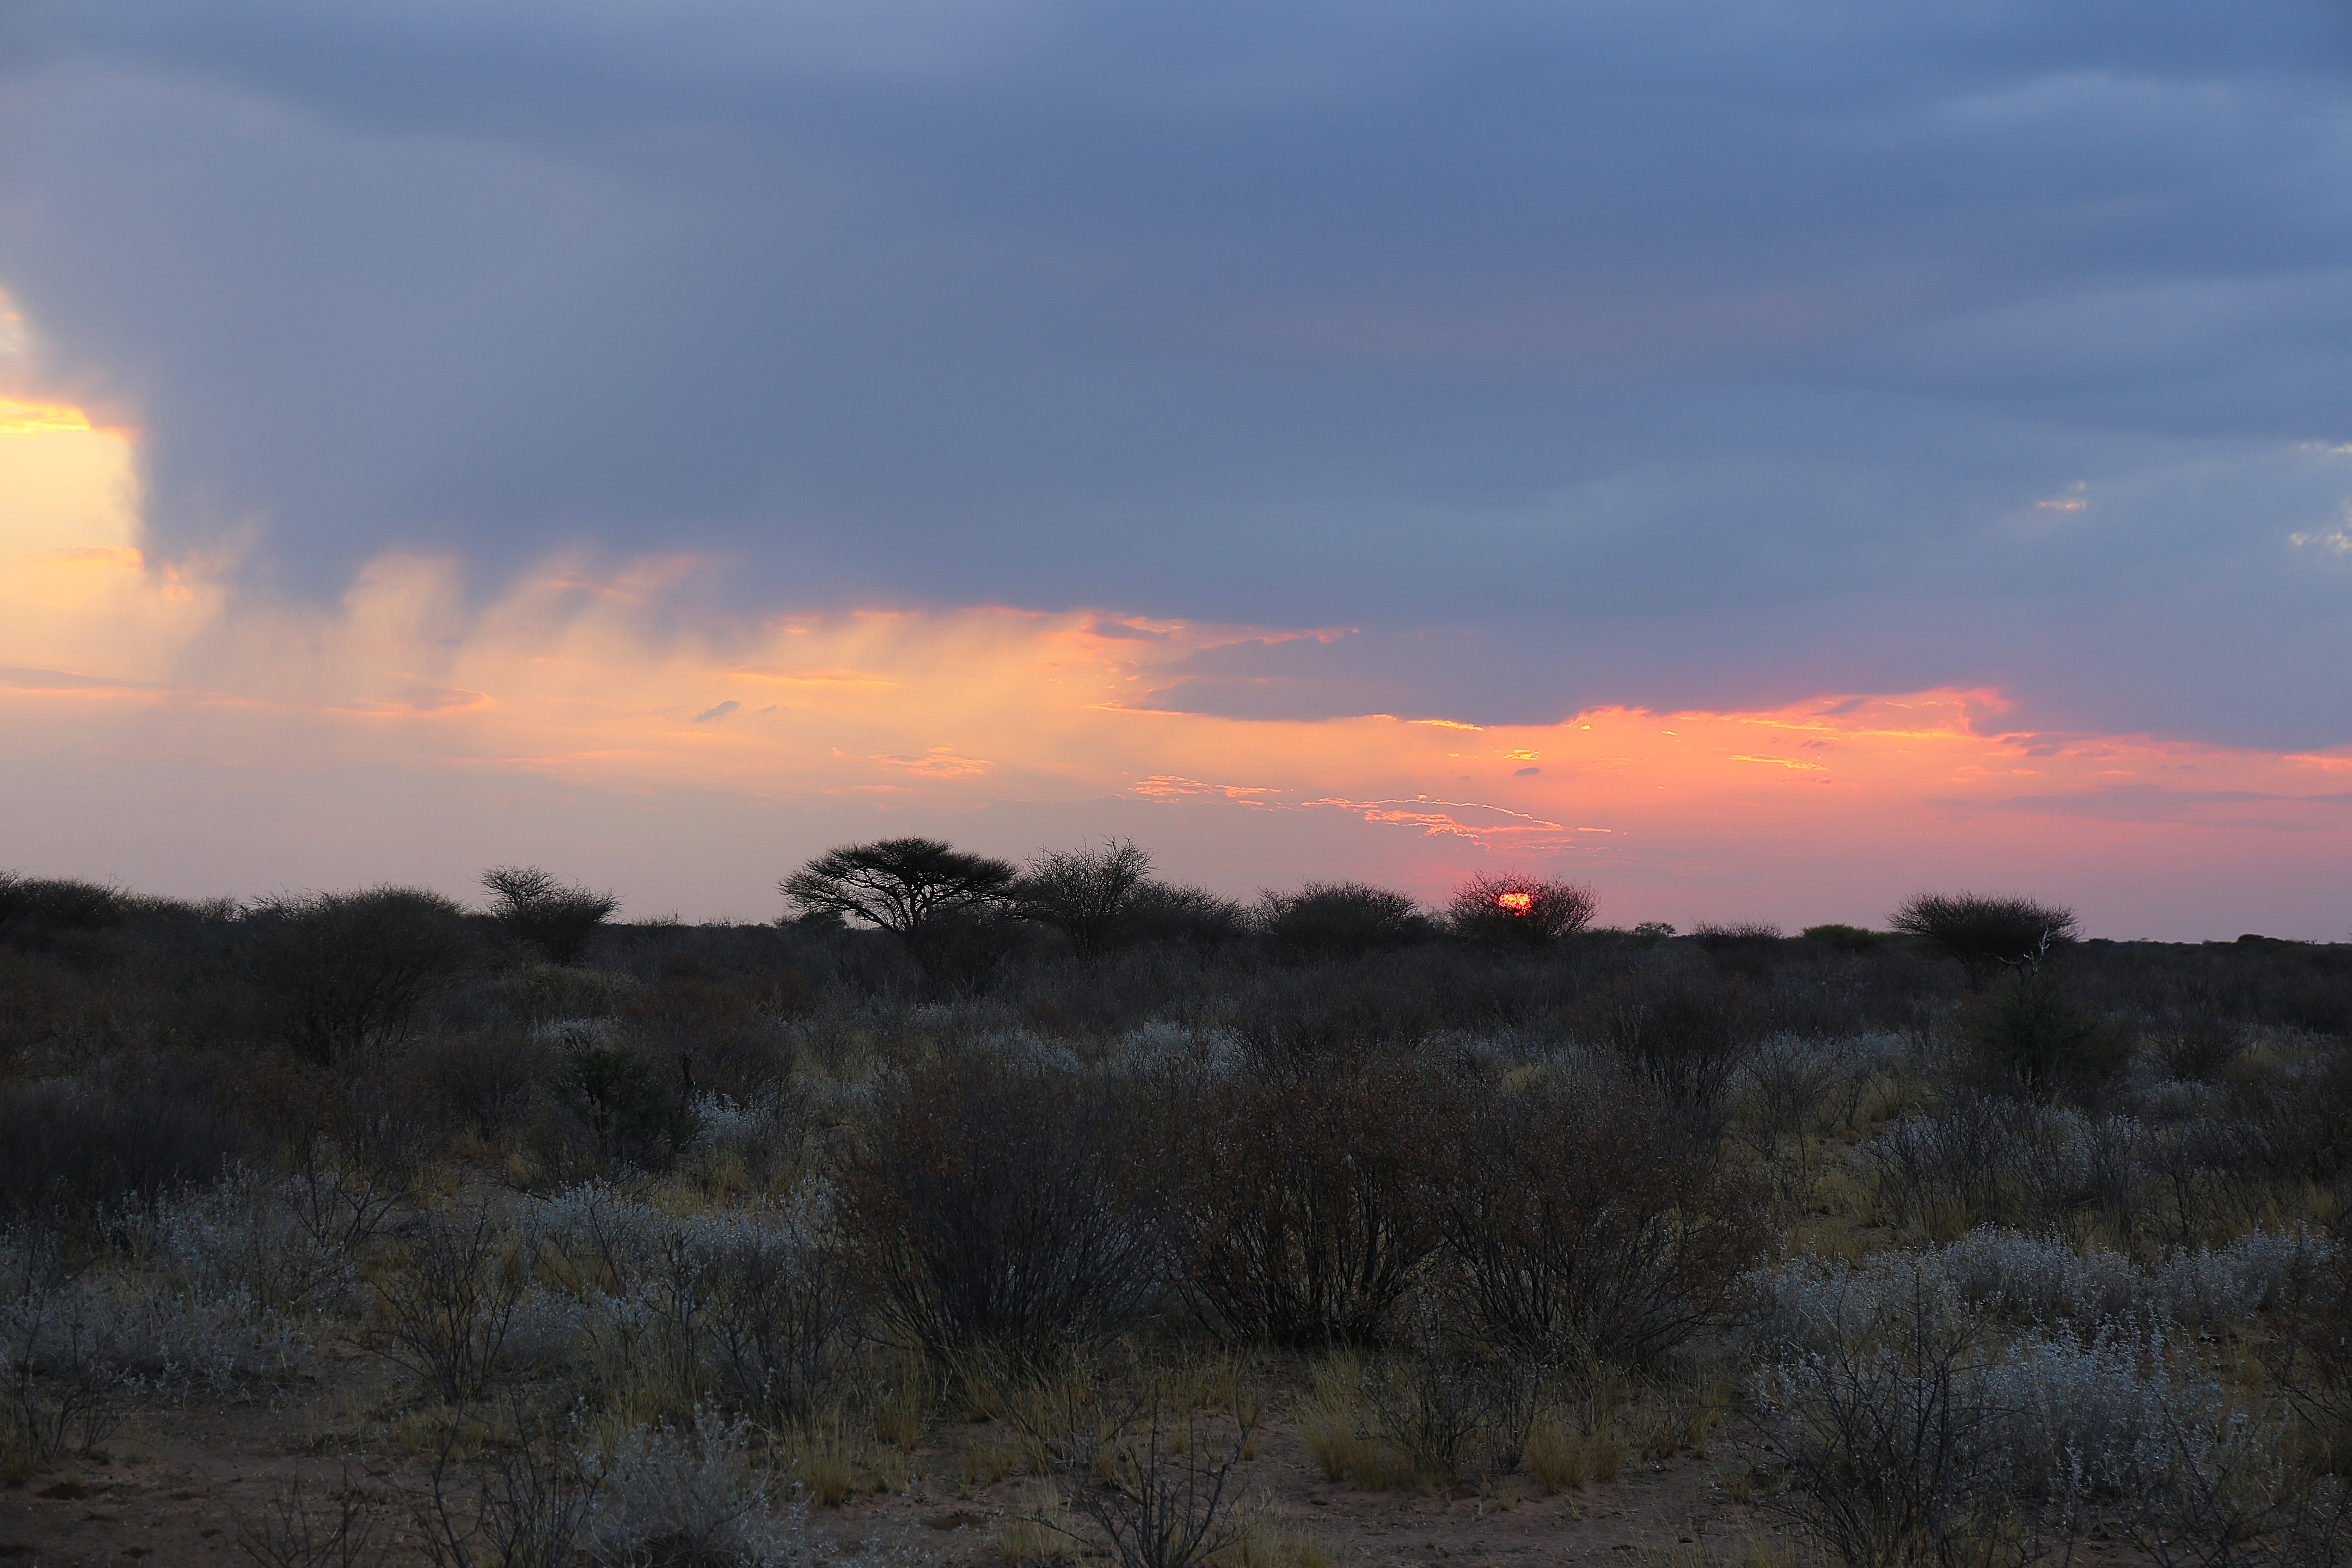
[779,838,1019,937]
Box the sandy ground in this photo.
[0,1360,1799,1568]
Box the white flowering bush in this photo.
[1762,1224,2335,1353]
[583,1412,787,1566]
[120,1161,394,1316]
[3,1234,311,1420]
[524,1184,854,1427]
[2151,1228,2328,1327]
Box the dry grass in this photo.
[1525,1408,1624,1493]
[776,1422,863,1507]
[962,1429,1023,1491]
[995,1485,1084,1564]
[1214,1514,1333,1568]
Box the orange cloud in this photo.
[2,399,2348,936]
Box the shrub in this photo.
[123,1160,397,1316]
[1161,1062,1439,1344]
[1861,1098,2153,1239]
[1430,1079,1766,1366]
[904,909,1032,997]
[1755,1249,2235,1544]
[406,1405,593,1568]
[527,1184,856,1432]
[1691,920,1783,946]
[0,1228,312,1464]
[1357,1293,1541,1481]
[0,1067,251,1230]
[579,1410,842,1568]
[1033,1396,1257,1568]
[549,1042,698,1166]
[1017,839,1156,961]
[1889,891,2079,986]
[0,873,124,951]
[1255,882,1429,963]
[1751,1283,2020,1568]
[844,1060,1158,1366]
[480,864,619,965]
[1120,883,1249,950]
[1444,874,1597,949]
[1803,923,1886,952]
[1575,965,1762,1109]
[245,887,478,1063]
[235,1468,386,1568]
[1960,966,2129,1095]
[1689,922,1788,983]
[366,1203,534,1403]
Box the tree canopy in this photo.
[779,838,1020,936]
[1888,891,2079,984]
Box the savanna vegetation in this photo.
[1,846,2349,1568]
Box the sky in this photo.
[2,0,2350,937]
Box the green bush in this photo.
[549,1042,698,1164]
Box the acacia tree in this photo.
[1444,873,1597,949]
[480,864,619,965]
[1016,839,1155,961]
[778,838,1019,938]
[1888,891,2079,987]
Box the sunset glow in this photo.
[3,401,2346,937]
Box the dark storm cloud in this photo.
[1,0,2348,743]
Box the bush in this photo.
[579,1411,843,1568]
[1752,1289,2022,1566]
[844,1059,1158,1366]
[904,910,1032,997]
[1755,1248,2236,1546]
[1161,1062,1439,1344]
[1444,874,1597,949]
[1860,1098,2153,1240]
[245,887,478,1063]
[366,1203,534,1404]
[0,873,123,952]
[123,1160,397,1316]
[1890,891,2079,986]
[0,1067,250,1229]
[479,864,619,965]
[1121,883,1250,950]
[1431,1078,1766,1366]
[1803,923,1886,952]
[1576,964,1762,1109]
[1256,882,1429,963]
[1017,839,1156,961]
[1960,966,2130,1095]
[1692,920,1783,946]
[527,1184,856,1432]
[549,1042,698,1166]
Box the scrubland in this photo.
[2,866,2350,1568]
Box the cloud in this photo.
[692,699,739,723]
[0,3,2345,751]
[5,411,2352,939]
[1968,784,2352,824]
